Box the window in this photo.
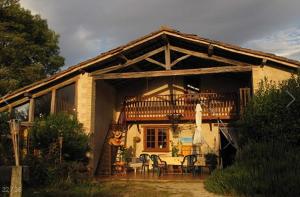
[12,102,29,121]
[34,92,51,119]
[55,83,76,115]
[144,127,169,152]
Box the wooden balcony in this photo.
[124,92,239,122]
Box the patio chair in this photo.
[180,154,197,176]
[150,154,167,176]
[139,153,150,174]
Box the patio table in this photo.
[159,156,183,165]
[159,156,206,174]
[128,162,143,175]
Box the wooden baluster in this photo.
[142,99,145,119]
[137,96,140,119]
[150,97,152,119]
[156,96,158,119]
[155,96,157,119]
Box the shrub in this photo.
[237,75,300,147]
[205,142,300,197]
[25,113,90,186]
[30,113,90,162]
[204,153,218,172]
[0,111,13,165]
[205,74,300,196]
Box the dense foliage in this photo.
[238,76,300,146]
[0,111,13,165]
[205,75,300,197]
[30,113,90,162]
[27,113,90,186]
[0,0,64,96]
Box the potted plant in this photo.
[204,153,218,172]
[171,141,180,157]
[120,146,133,163]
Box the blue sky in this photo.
[21,0,300,68]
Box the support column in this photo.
[50,89,56,114]
[165,42,171,70]
[28,98,34,122]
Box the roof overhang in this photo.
[1,26,299,108]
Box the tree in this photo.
[0,111,13,165]
[0,0,64,96]
[30,113,90,162]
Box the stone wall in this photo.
[76,73,95,134]
[252,65,293,92]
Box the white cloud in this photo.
[243,27,300,60]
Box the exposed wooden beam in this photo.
[208,44,214,57]
[170,45,251,67]
[90,47,165,76]
[118,54,128,64]
[145,57,165,68]
[261,58,267,68]
[170,55,191,67]
[167,32,300,69]
[93,65,252,80]
[165,42,171,70]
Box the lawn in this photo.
[23,180,221,197]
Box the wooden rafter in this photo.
[118,53,128,64]
[165,42,171,70]
[208,44,214,57]
[170,45,251,67]
[145,57,165,68]
[170,55,191,67]
[90,42,254,78]
[261,58,267,68]
[90,47,165,76]
[93,65,252,79]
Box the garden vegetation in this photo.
[26,113,90,186]
[205,74,300,197]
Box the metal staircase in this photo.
[218,119,238,149]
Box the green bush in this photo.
[204,153,218,172]
[0,112,13,165]
[30,113,90,162]
[205,74,300,197]
[25,113,90,186]
[237,75,300,146]
[205,142,300,197]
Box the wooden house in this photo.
[0,27,299,175]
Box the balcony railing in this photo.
[124,92,239,121]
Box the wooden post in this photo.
[9,120,22,197]
[50,89,56,114]
[165,43,171,70]
[28,98,34,122]
[218,127,223,169]
[10,166,22,197]
[239,88,251,114]
[10,120,20,166]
